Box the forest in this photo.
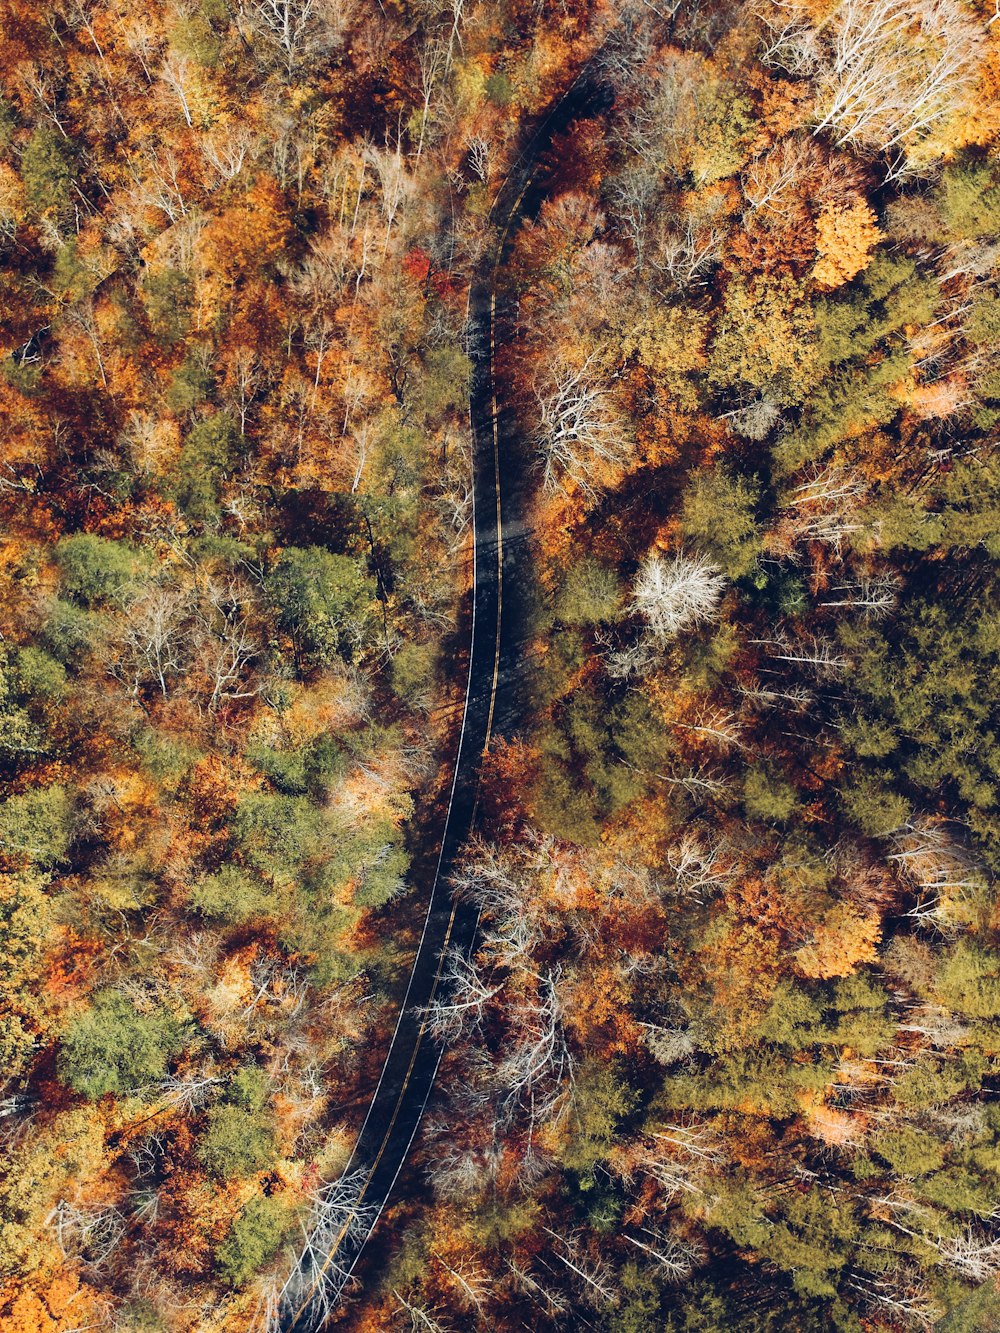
[2,0,1000,1329]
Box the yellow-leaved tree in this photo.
[795,902,882,979]
[813,198,883,289]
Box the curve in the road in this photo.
[277,61,611,1333]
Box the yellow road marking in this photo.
[289,897,462,1288]
[482,171,533,752]
[284,160,541,1332]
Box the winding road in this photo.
[278,61,611,1333]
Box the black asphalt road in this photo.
[278,62,612,1333]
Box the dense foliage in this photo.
[3,0,1000,1330]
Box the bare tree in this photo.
[652,212,725,287]
[293,228,352,307]
[157,1073,223,1113]
[159,55,195,127]
[933,1228,1000,1281]
[130,146,191,223]
[598,629,659,680]
[128,1132,168,1181]
[848,1269,943,1328]
[623,1229,705,1281]
[63,299,109,388]
[781,463,868,555]
[426,1135,496,1200]
[671,706,747,753]
[506,1255,570,1319]
[121,17,162,83]
[724,395,783,441]
[419,951,502,1044]
[496,969,574,1130]
[52,1200,126,1269]
[467,135,490,183]
[239,0,353,76]
[819,0,982,162]
[277,1168,376,1327]
[415,34,449,159]
[760,0,985,173]
[201,123,256,187]
[819,573,900,614]
[608,166,659,269]
[739,679,815,712]
[666,833,735,900]
[742,136,817,218]
[450,838,547,968]
[365,141,414,254]
[616,1124,722,1201]
[639,1022,697,1065]
[111,584,190,698]
[223,348,265,436]
[434,1253,490,1314]
[749,632,849,679]
[533,354,631,497]
[630,550,726,640]
[889,816,986,932]
[192,578,261,713]
[541,1228,618,1307]
[889,817,982,893]
[896,1005,969,1047]
[391,1288,453,1332]
[16,61,71,139]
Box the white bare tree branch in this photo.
[533,354,631,497]
[239,0,353,75]
[760,0,985,171]
[630,550,726,640]
[277,1168,376,1327]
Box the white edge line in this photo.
[285,50,609,1319]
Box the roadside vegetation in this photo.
[2,0,1000,1330]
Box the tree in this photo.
[173,413,239,521]
[55,535,146,607]
[939,158,1000,240]
[561,1058,639,1174]
[532,356,632,497]
[189,865,273,923]
[265,546,375,669]
[197,1105,276,1179]
[708,276,817,407]
[620,49,754,185]
[618,302,709,406]
[680,470,762,579]
[743,765,800,822]
[58,991,188,1099]
[20,126,74,217]
[197,1069,276,1180]
[0,872,50,1080]
[839,583,1000,864]
[813,197,883,288]
[231,791,331,882]
[217,1195,291,1286]
[0,647,62,771]
[795,902,882,978]
[630,551,726,641]
[772,253,936,473]
[239,0,352,76]
[555,559,624,627]
[0,787,74,867]
[2,1270,106,1333]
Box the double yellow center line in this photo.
[282,150,539,1333]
